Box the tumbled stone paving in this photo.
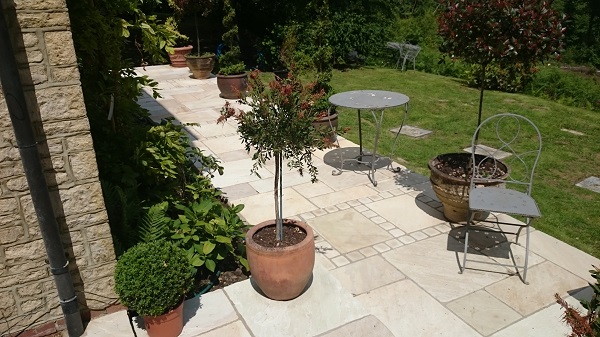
[82,65,600,337]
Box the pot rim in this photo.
[428,152,510,184]
[245,219,314,254]
[217,72,248,79]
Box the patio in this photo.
[83,65,599,337]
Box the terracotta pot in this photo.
[245,220,315,301]
[428,153,509,223]
[216,73,248,99]
[168,46,193,68]
[312,111,338,143]
[185,54,215,79]
[143,301,184,337]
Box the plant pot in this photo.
[185,54,215,79]
[428,153,509,223]
[217,73,248,99]
[312,110,338,143]
[273,69,289,81]
[143,301,184,337]
[245,220,315,301]
[168,45,193,68]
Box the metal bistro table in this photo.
[328,90,409,186]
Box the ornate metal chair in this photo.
[460,113,542,284]
[386,42,421,71]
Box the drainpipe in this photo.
[0,6,84,337]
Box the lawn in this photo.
[329,67,600,258]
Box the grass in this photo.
[329,67,600,258]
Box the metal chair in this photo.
[460,113,542,284]
[386,42,421,71]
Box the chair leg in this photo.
[460,210,473,274]
[522,222,531,284]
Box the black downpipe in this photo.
[0,6,84,337]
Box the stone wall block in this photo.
[20,298,45,313]
[61,229,81,244]
[0,213,21,228]
[0,290,17,316]
[17,282,43,298]
[22,32,38,47]
[17,12,70,29]
[65,134,94,153]
[42,156,65,171]
[6,176,29,192]
[0,224,25,244]
[0,268,48,288]
[36,86,85,122]
[69,151,99,180]
[43,119,90,136]
[88,238,116,264]
[14,0,67,10]
[0,146,22,163]
[50,66,80,82]
[0,161,24,179]
[45,172,70,187]
[44,31,77,66]
[5,239,46,262]
[45,139,64,155]
[80,262,115,283]
[81,275,118,309]
[57,182,105,217]
[0,197,18,215]
[66,211,108,229]
[84,223,112,241]
[25,48,43,63]
[23,65,48,85]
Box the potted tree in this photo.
[168,0,217,77]
[114,241,193,337]
[218,70,333,300]
[430,0,565,222]
[216,0,247,98]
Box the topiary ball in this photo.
[114,241,193,317]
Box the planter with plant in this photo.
[218,70,333,300]
[216,0,247,99]
[431,0,565,222]
[114,241,193,337]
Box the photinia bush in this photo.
[437,0,566,127]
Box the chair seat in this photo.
[469,187,541,218]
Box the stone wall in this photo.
[0,1,117,336]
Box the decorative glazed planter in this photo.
[216,73,248,99]
[185,54,215,79]
[143,301,184,337]
[428,153,509,223]
[168,45,193,68]
[245,220,315,301]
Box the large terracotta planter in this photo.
[168,45,193,68]
[143,301,184,337]
[312,110,338,143]
[185,54,215,79]
[245,220,315,301]
[428,153,509,223]
[217,73,248,99]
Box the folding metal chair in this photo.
[460,113,542,284]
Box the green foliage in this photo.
[525,66,600,110]
[465,63,537,93]
[138,201,170,243]
[219,70,333,239]
[218,0,245,75]
[169,200,248,274]
[114,241,193,316]
[555,266,600,336]
[553,0,600,68]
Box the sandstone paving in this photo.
[224,263,369,337]
[357,280,482,337]
[81,65,600,337]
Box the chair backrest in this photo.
[469,113,542,195]
[400,43,421,59]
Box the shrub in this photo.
[555,266,600,336]
[114,241,193,316]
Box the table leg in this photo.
[358,109,363,157]
[367,108,385,186]
[388,103,409,172]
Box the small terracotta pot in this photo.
[168,46,193,68]
[245,220,315,301]
[143,301,184,337]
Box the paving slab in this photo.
[309,208,392,254]
[309,185,379,208]
[447,290,522,336]
[331,255,405,296]
[382,234,508,303]
[576,176,600,193]
[389,125,432,138]
[317,315,394,337]
[464,144,512,160]
[236,188,317,225]
[202,134,247,154]
[357,279,482,337]
[219,182,257,201]
[197,320,252,337]
[224,263,369,337]
[486,261,589,316]
[249,170,314,193]
[209,158,272,189]
[292,181,335,198]
[366,194,445,233]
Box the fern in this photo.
[139,202,171,243]
[101,180,141,256]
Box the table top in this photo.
[329,90,409,110]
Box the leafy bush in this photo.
[170,200,248,274]
[465,63,536,93]
[114,241,193,316]
[526,66,600,111]
[555,266,600,336]
[218,0,245,75]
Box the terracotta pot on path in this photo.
[185,54,215,79]
[143,301,184,337]
[216,73,248,99]
[245,220,315,301]
[168,45,193,68]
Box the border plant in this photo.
[555,266,600,336]
[218,0,245,75]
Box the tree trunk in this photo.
[274,151,283,241]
